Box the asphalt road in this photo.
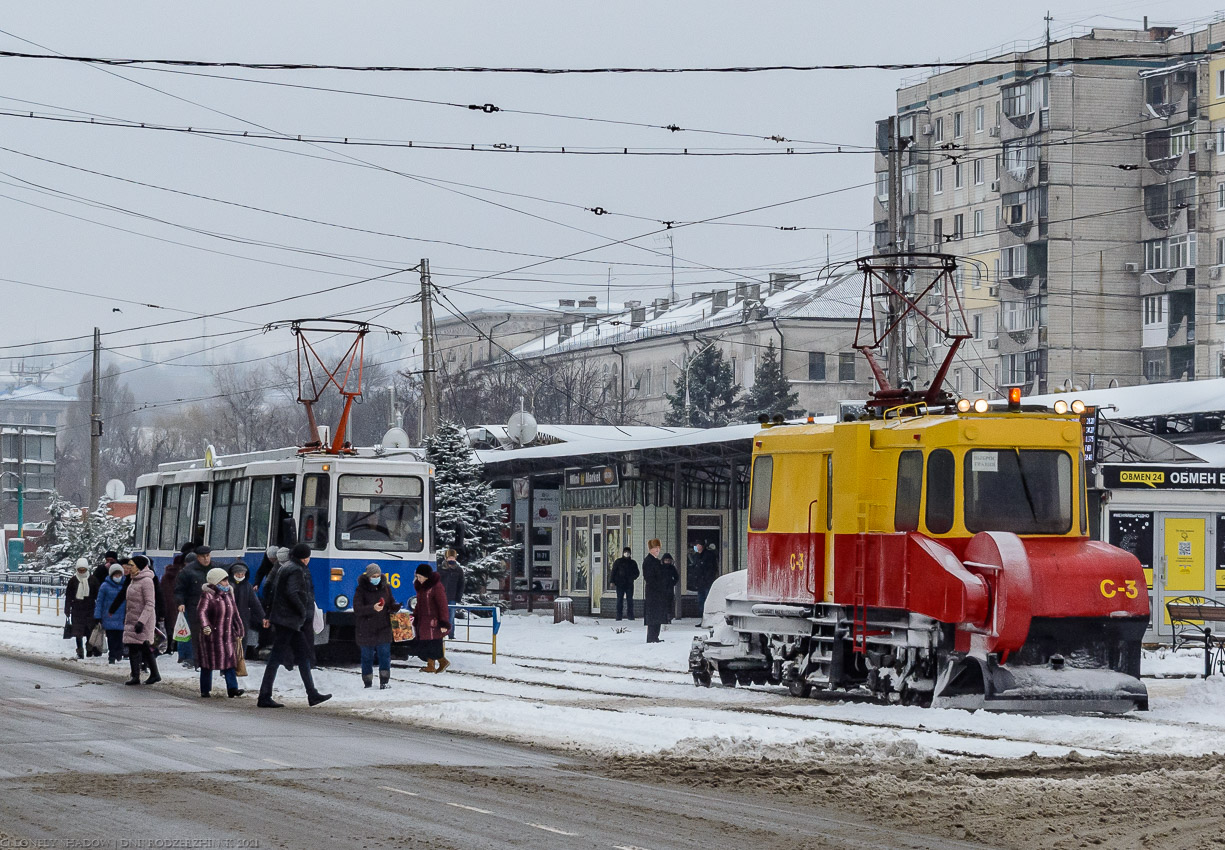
[0,654,987,850]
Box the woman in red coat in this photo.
[196,567,246,698]
[411,564,451,673]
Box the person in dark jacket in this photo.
[90,551,119,590]
[257,543,330,708]
[609,547,640,621]
[65,559,100,658]
[175,547,213,668]
[93,563,127,662]
[260,547,298,670]
[197,568,245,698]
[252,544,279,591]
[121,556,160,686]
[229,562,266,661]
[410,564,451,673]
[642,540,678,643]
[688,541,718,612]
[354,564,401,689]
[162,543,193,660]
[437,549,465,606]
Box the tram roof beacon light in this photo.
[1053,399,1069,415]
[956,398,972,413]
[1070,399,1086,415]
[1008,387,1022,410]
[973,398,989,414]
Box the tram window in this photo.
[177,486,197,547]
[895,451,923,532]
[247,477,274,550]
[336,475,425,552]
[148,486,163,550]
[227,479,249,551]
[134,488,149,550]
[748,456,773,531]
[210,481,231,549]
[161,485,181,551]
[964,449,1072,534]
[925,449,955,534]
[276,475,297,546]
[301,473,330,550]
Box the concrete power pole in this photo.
[419,258,441,439]
[89,327,102,508]
[885,115,904,388]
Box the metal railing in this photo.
[0,581,64,616]
[448,604,501,664]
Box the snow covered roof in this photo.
[507,272,861,358]
[479,423,702,447]
[1026,379,1225,421]
[476,422,764,466]
[0,383,73,403]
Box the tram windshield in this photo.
[963,449,1072,535]
[335,474,425,552]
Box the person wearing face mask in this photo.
[229,562,267,662]
[196,568,245,698]
[64,558,100,659]
[410,564,451,673]
[122,556,160,686]
[609,547,640,621]
[93,563,127,663]
[354,564,401,689]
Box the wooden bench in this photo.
[1166,596,1225,678]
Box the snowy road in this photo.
[0,655,981,850]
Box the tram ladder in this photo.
[852,533,868,655]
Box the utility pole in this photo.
[885,115,904,388]
[419,258,441,438]
[89,327,102,508]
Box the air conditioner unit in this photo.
[1123,262,1140,273]
[1207,136,1217,150]
[920,123,933,135]
[989,180,1000,192]
[988,286,1000,297]
[1212,266,1223,280]
[989,126,1001,137]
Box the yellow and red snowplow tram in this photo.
[695,398,1150,712]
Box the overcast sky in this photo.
[0,0,1212,385]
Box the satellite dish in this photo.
[104,479,126,500]
[507,410,538,446]
[382,427,410,449]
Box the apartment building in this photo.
[874,20,1225,394]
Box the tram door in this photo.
[1157,515,1211,637]
[590,515,604,614]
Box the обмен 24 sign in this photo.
[564,465,620,490]
[1102,465,1225,490]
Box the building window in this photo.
[1002,82,1029,117]
[953,368,963,392]
[1218,182,1224,210]
[1218,237,1225,266]
[933,217,943,244]
[1144,295,1165,326]
[1218,126,1225,154]
[1170,233,1196,268]
[975,105,984,133]
[838,353,856,382]
[1145,239,1167,271]
[899,115,915,138]
[1170,125,1193,156]
[974,209,984,236]
[973,313,981,338]
[953,213,964,240]
[954,162,963,189]
[1002,244,1026,278]
[994,154,1001,178]
[807,352,826,381]
[1219,68,1225,98]
[934,116,944,141]
[1218,294,1225,323]
[875,172,889,201]
[973,367,982,391]
[1145,355,1166,381]
[934,167,943,194]
[973,158,984,185]
[954,111,963,138]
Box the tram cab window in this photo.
[336,475,425,552]
[894,450,923,532]
[277,474,297,546]
[749,456,773,531]
[925,449,955,534]
[964,449,1072,534]
[300,473,330,550]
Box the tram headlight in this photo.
[335,595,350,610]
[1070,399,1086,415]
[956,398,972,413]
[1053,399,1069,415]
[972,398,989,413]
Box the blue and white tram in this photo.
[132,446,433,644]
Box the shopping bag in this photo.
[172,612,192,643]
[62,617,72,639]
[390,610,414,643]
[312,604,324,635]
[234,638,247,677]
[88,623,105,652]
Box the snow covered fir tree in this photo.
[27,493,132,574]
[424,422,516,598]
[664,344,742,428]
[741,340,800,420]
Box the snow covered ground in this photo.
[4,596,1225,763]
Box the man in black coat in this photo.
[437,549,465,606]
[609,547,640,621]
[689,541,718,612]
[174,548,211,668]
[257,543,330,708]
[642,539,678,643]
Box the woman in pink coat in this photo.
[196,568,246,698]
[122,556,160,686]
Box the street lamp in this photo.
[1,471,25,571]
[669,338,718,425]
